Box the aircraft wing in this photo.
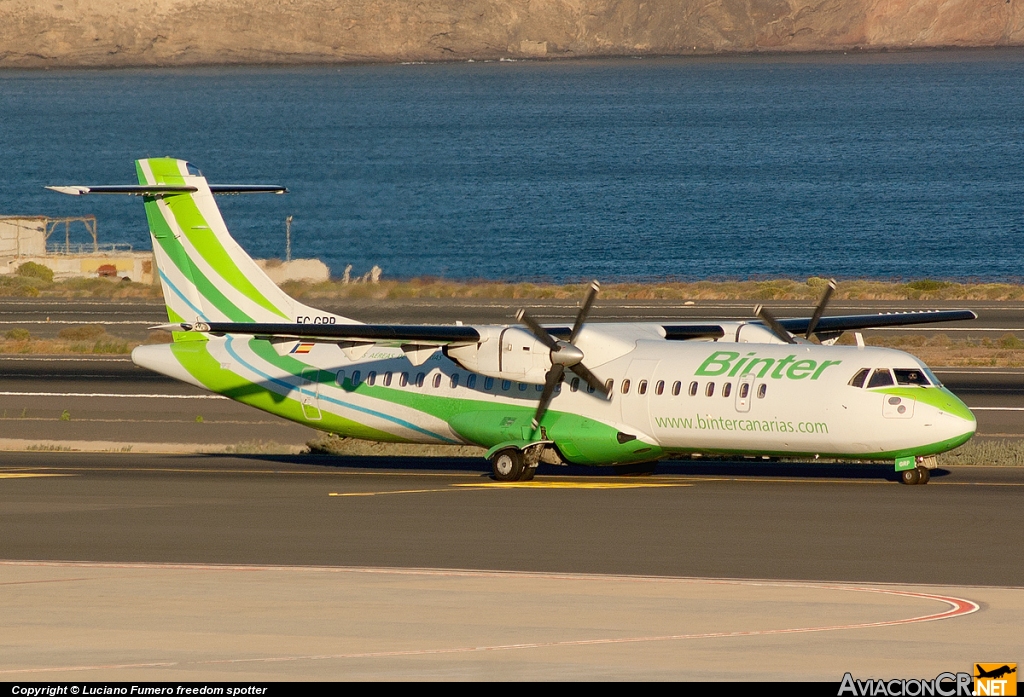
[776,310,978,335]
[157,312,972,346]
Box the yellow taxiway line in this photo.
[329,481,692,496]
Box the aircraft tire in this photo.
[900,467,921,486]
[492,449,525,482]
[520,466,537,482]
[917,466,931,485]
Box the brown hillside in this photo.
[1,0,1022,68]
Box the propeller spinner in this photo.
[515,281,610,432]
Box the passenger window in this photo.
[399,372,408,387]
[655,380,664,396]
[351,370,361,386]
[467,374,477,389]
[367,371,377,386]
[867,369,895,388]
[894,369,930,386]
[415,372,425,387]
[587,382,596,394]
[638,380,648,395]
[705,382,715,397]
[383,372,392,387]
[672,381,682,396]
[519,382,528,392]
[484,376,494,390]
[536,383,544,392]
[849,368,870,388]
[621,379,631,394]
[688,381,698,397]
[450,374,459,389]
[502,380,511,391]
[739,383,750,399]
[605,379,614,394]
[432,374,442,388]
[722,383,732,398]
[335,370,345,387]
[757,384,767,399]
[570,377,580,392]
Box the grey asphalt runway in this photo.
[1,452,1021,585]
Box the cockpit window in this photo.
[920,365,942,387]
[185,162,203,176]
[867,368,895,388]
[848,368,870,388]
[894,369,931,386]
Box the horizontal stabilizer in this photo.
[47,184,286,196]
[169,322,482,345]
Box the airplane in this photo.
[49,158,979,486]
[975,665,1016,680]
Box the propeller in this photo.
[516,280,610,432]
[805,278,837,339]
[753,304,797,344]
[754,278,838,344]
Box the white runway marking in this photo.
[0,320,153,325]
[0,356,132,362]
[0,391,225,400]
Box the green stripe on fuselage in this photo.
[876,386,976,423]
[168,339,399,443]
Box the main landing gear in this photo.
[899,465,931,486]
[491,448,537,482]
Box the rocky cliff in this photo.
[2,0,1022,68]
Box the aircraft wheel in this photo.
[520,466,537,482]
[917,466,931,485]
[492,449,525,482]
[900,467,921,486]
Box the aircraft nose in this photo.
[938,388,976,443]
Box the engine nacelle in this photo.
[445,326,552,384]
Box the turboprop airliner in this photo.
[49,158,977,485]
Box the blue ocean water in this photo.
[1,51,1023,282]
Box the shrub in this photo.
[58,324,106,340]
[4,328,30,341]
[16,261,54,283]
[905,279,951,292]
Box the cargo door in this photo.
[299,368,323,421]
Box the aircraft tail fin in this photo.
[132,158,353,334]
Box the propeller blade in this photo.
[515,309,560,351]
[569,280,600,344]
[571,362,610,399]
[531,364,565,431]
[754,305,797,344]
[805,278,837,339]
